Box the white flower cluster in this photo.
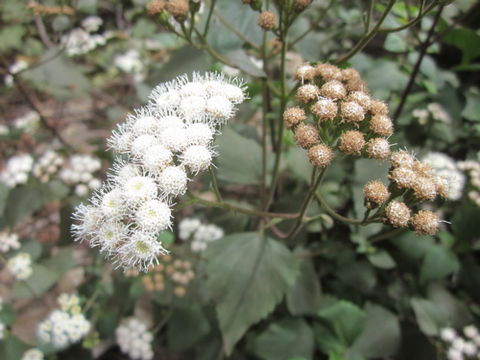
[61,16,109,57]
[114,49,145,82]
[21,349,44,360]
[422,152,465,200]
[6,252,32,280]
[0,231,20,253]
[458,159,480,207]
[32,150,65,183]
[440,325,480,360]
[0,154,33,187]
[59,154,102,196]
[178,218,224,252]
[37,293,90,349]
[116,318,154,360]
[5,59,28,87]
[72,73,245,271]
[413,103,451,125]
[14,111,40,133]
[0,321,5,340]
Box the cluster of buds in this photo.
[32,150,64,183]
[178,217,224,252]
[458,160,480,207]
[285,63,394,171]
[440,325,480,360]
[72,72,246,272]
[142,255,194,297]
[116,318,154,360]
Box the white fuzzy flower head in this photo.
[124,176,158,204]
[96,221,129,253]
[0,231,20,253]
[464,325,479,339]
[180,95,207,121]
[135,200,172,232]
[206,95,233,123]
[100,187,126,218]
[143,145,173,174]
[131,115,159,136]
[0,154,33,187]
[72,204,104,240]
[178,218,202,240]
[130,134,159,158]
[422,152,465,200]
[21,349,44,360]
[191,223,224,252]
[222,83,246,104]
[7,252,32,280]
[117,231,167,271]
[181,81,206,97]
[441,327,457,342]
[152,89,181,110]
[180,145,213,174]
[157,114,184,131]
[158,166,188,197]
[185,123,214,146]
[447,348,464,360]
[116,318,154,360]
[159,127,188,153]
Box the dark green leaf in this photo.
[367,250,396,269]
[11,264,58,300]
[167,306,211,351]
[420,245,459,283]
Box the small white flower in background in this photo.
[441,327,458,342]
[0,124,9,135]
[81,16,103,32]
[0,231,20,253]
[440,325,480,360]
[59,154,102,196]
[422,152,466,200]
[179,218,224,252]
[412,109,429,125]
[178,218,201,240]
[21,349,44,360]
[114,49,145,81]
[116,318,154,360]
[61,28,107,56]
[428,102,451,123]
[37,293,90,350]
[72,72,246,271]
[458,160,480,207]
[4,59,29,87]
[6,252,32,280]
[0,321,6,340]
[32,150,64,183]
[464,325,479,339]
[14,111,40,133]
[0,153,33,187]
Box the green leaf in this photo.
[287,147,313,184]
[11,264,58,299]
[215,128,262,185]
[43,246,75,273]
[420,245,459,283]
[0,335,27,359]
[20,241,43,261]
[226,50,266,77]
[318,300,367,346]
[443,27,480,65]
[286,251,322,315]
[384,33,408,53]
[313,323,346,356]
[350,303,400,358]
[0,183,9,219]
[410,298,447,336]
[167,306,211,351]
[248,318,315,360]
[336,261,376,292]
[0,303,16,325]
[0,24,25,52]
[367,250,396,269]
[427,284,472,329]
[205,232,300,355]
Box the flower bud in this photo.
[296,84,319,103]
[345,77,368,93]
[147,0,164,15]
[370,114,393,137]
[311,98,337,122]
[283,107,306,129]
[433,175,450,199]
[366,138,391,161]
[258,11,276,31]
[369,100,389,116]
[294,123,320,149]
[294,0,313,11]
[410,210,440,235]
[315,63,342,81]
[165,0,189,21]
[363,180,390,208]
[339,130,365,155]
[385,200,411,228]
[412,160,435,178]
[320,80,346,100]
[295,64,316,82]
[347,91,371,109]
[341,101,365,123]
[412,176,437,201]
[341,68,361,82]
[308,144,334,168]
[389,166,416,189]
[390,150,415,168]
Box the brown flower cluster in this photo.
[142,255,195,297]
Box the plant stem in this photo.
[213,8,260,49]
[209,166,223,202]
[379,1,438,33]
[203,0,217,37]
[314,192,372,225]
[290,0,335,47]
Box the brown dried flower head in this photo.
[347,91,371,109]
[339,130,365,155]
[341,68,361,82]
[294,123,320,149]
[412,177,437,201]
[367,138,391,161]
[390,150,415,168]
[345,77,368,93]
[369,100,389,116]
[315,63,342,82]
[308,144,334,168]
[294,0,313,11]
[389,166,417,189]
[341,101,365,123]
[363,180,390,208]
[410,210,440,235]
[165,0,189,20]
[283,107,306,129]
[311,98,337,122]
[320,80,346,100]
[385,200,411,228]
[296,84,319,103]
[147,0,165,15]
[370,114,394,137]
[412,160,435,178]
[258,11,276,31]
[433,175,450,199]
[295,64,316,82]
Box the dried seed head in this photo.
[341,101,365,123]
[295,64,316,82]
[320,80,346,100]
[165,0,189,20]
[311,98,337,122]
[347,91,371,109]
[315,63,342,81]
[308,144,334,168]
[294,123,320,149]
[370,114,394,137]
[258,11,276,31]
[296,84,319,103]
[390,150,415,168]
[363,180,390,208]
[283,107,306,129]
[341,68,361,82]
[385,200,411,228]
[369,100,389,116]
[339,130,365,155]
[412,160,435,178]
[433,175,450,199]
[389,166,417,189]
[147,0,164,15]
[367,138,391,161]
[410,210,440,235]
[294,0,313,11]
[412,176,437,201]
[345,77,369,93]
